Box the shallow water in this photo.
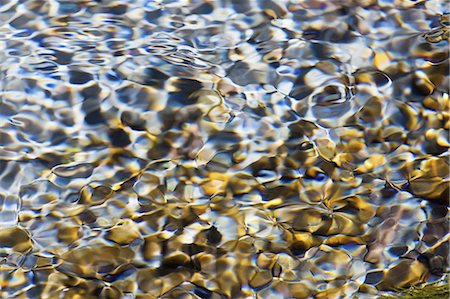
[0,0,448,298]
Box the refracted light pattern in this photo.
[0,1,448,298]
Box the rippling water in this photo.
[0,0,449,298]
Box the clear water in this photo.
[0,0,448,298]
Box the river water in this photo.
[0,0,448,298]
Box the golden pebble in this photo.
[0,227,32,253]
[373,50,392,70]
[377,260,429,291]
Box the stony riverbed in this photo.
[0,0,448,298]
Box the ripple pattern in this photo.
[0,0,448,298]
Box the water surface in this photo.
[0,0,448,298]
